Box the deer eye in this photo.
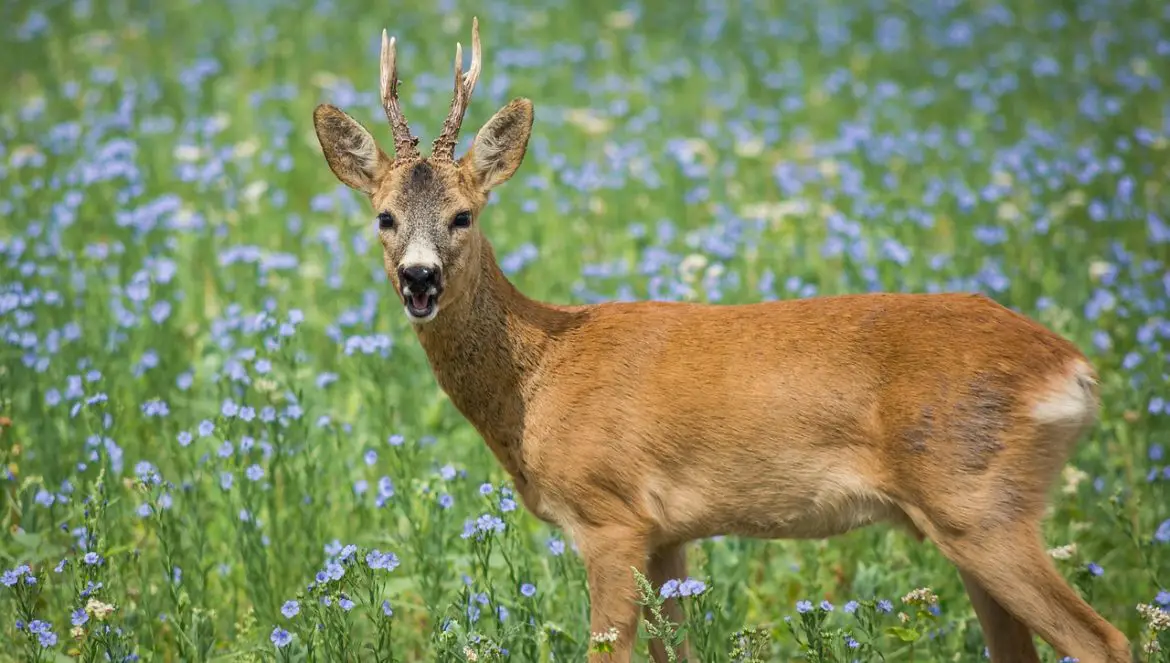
[451,210,472,229]
[377,211,396,230]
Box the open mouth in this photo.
[402,288,439,321]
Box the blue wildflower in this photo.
[1155,519,1170,543]
[271,626,292,648]
[281,600,299,618]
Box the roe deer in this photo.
[310,17,1134,663]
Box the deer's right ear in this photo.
[313,104,391,195]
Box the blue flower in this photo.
[520,583,536,597]
[461,514,505,541]
[270,626,292,648]
[377,476,394,498]
[679,578,707,597]
[1155,519,1170,544]
[281,600,300,618]
[141,398,169,417]
[796,600,813,614]
[366,549,400,571]
[659,579,681,599]
[547,538,565,556]
[38,629,57,647]
[177,372,194,390]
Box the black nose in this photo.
[398,265,441,292]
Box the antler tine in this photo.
[380,29,420,160]
[431,17,482,161]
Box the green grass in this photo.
[1,0,1169,660]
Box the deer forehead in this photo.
[376,160,478,221]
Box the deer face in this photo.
[312,19,533,323]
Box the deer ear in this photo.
[463,98,533,192]
[313,104,391,195]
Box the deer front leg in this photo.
[577,525,650,663]
[646,543,691,663]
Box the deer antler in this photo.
[380,29,421,160]
[430,17,482,161]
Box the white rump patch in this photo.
[1031,359,1098,426]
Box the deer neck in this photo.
[412,239,576,470]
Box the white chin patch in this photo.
[404,304,439,323]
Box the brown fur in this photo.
[311,19,1134,663]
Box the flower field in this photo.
[2,0,1169,660]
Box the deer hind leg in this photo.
[645,543,692,663]
[907,509,1132,663]
[959,569,1040,662]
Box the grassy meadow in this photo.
[3,0,1170,660]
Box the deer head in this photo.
[312,17,534,323]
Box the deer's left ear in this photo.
[313,104,392,195]
[462,98,533,192]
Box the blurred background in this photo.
[2,0,1169,660]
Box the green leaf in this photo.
[884,626,920,643]
[6,529,67,564]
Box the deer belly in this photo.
[640,451,894,542]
